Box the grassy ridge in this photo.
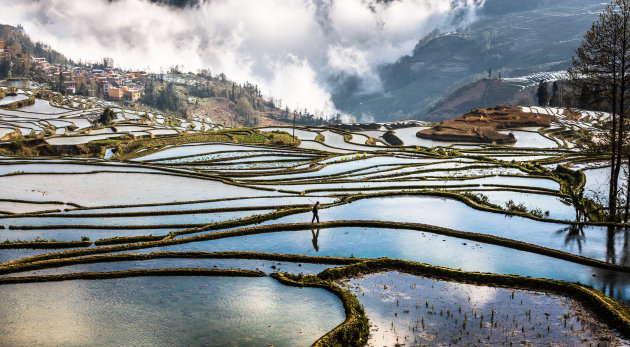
[318,258,630,339]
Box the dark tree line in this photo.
[142,80,187,115]
[569,0,630,222]
[536,80,567,108]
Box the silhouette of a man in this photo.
[311,201,320,223]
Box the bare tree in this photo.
[569,0,630,221]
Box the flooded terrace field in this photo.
[0,95,628,345]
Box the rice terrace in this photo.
[1,0,630,346]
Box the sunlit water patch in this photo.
[341,272,626,346]
[0,276,344,346]
[132,143,288,161]
[499,130,559,148]
[265,196,627,263]
[153,227,630,302]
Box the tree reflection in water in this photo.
[556,224,586,253]
[604,226,629,266]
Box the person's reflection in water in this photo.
[311,229,320,252]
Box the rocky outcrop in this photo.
[382,130,404,146]
[417,125,517,144]
[417,105,553,144]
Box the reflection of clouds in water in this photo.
[0,277,345,346]
[443,281,498,308]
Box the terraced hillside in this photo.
[0,84,629,345]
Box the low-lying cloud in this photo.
[0,0,485,115]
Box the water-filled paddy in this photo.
[478,190,576,220]
[0,172,284,206]
[319,130,376,151]
[1,106,628,343]
[0,227,178,243]
[341,271,626,346]
[251,156,435,180]
[155,227,630,302]
[0,163,164,176]
[0,201,72,214]
[62,196,338,214]
[0,94,30,106]
[253,175,560,193]
[2,209,270,229]
[132,143,286,161]
[267,196,625,263]
[499,130,559,148]
[298,140,354,153]
[582,166,629,205]
[0,276,345,346]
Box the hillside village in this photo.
[0,32,342,128]
[2,39,145,102]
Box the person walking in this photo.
[311,201,320,223]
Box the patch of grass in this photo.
[315,132,325,143]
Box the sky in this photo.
[0,0,486,116]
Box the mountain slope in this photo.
[333,0,604,121]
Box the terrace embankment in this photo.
[417,105,554,144]
[0,129,299,157]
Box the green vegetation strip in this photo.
[5,205,298,219]
[94,235,163,245]
[3,220,629,274]
[317,258,630,339]
[116,132,300,160]
[272,272,369,347]
[139,149,313,164]
[0,268,265,284]
[0,251,360,275]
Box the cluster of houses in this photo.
[30,55,146,102]
[0,41,8,56]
